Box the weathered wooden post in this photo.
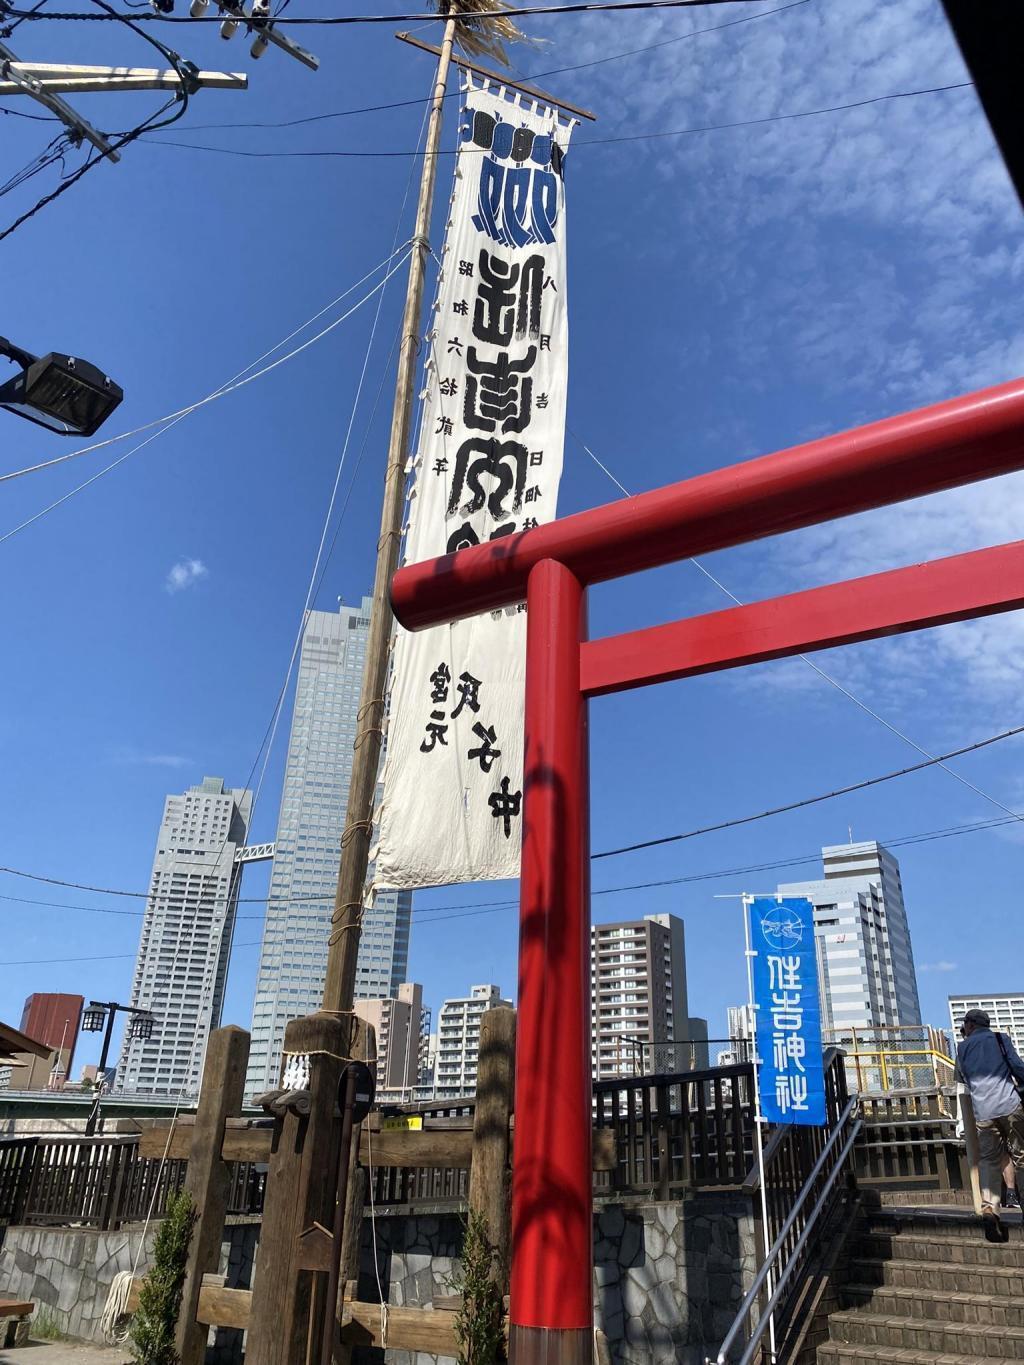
[246,1012,367,1365]
[175,1025,250,1365]
[469,1006,516,1282]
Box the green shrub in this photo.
[129,1189,197,1365]
[32,1308,66,1340]
[453,1208,506,1365]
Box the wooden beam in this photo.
[175,1026,250,1365]
[580,539,1024,697]
[341,1302,460,1354]
[195,1284,253,1330]
[394,31,596,121]
[139,1114,615,1170]
[359,1128,474,1169]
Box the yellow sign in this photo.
[381,1115,423,1132]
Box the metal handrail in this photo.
[710,1096,860,1365]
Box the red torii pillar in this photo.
[391,375,1024,1365]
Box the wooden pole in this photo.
[246,1014,365,1365]
[469,1007,516,1286]
[174,1026,250,1365]
[322,7,457,1016]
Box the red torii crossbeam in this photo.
[391,374,1024,1365]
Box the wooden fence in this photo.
[854,1087,967,1193]
[0,1134,265,1232]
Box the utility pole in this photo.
[322,7,457,1016]
[0,39,248,161]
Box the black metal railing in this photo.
[709,1049,860,1365]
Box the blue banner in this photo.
[748,896,827,1126]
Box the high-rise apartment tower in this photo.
[121,777,251,1097]
[779,840,921,1033]
[246,599,413,1097]
[590,913,689,1080]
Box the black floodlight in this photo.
[0,336,123,437]
[82,1004,107,1032]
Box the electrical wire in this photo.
[174,0,811,131]
[0,242,410,487]
[0,89,187,243]
[573,428,1024,834]
[0,0,192,243]
[146,81,975,159]
[0,251,411,547]
[9,808,1024,957]
[4,722,1022,917]
[0,0,789,28]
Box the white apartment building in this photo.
[121,777,251,1098]
[779,841,921,1033]
[435,985,511,1098]
[590,914,688,1080]
[949,993,1024,1053]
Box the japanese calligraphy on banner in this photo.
[748,897,827,1126]
[374,77,576,891]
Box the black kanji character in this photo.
[451,670,482,718]
[448,437,528,521]
[473,251,543,345]
[463,347,536,435]
[458,259,474,277]
[439,377,459,397]
[536,393,549,409]
[468,721,501,773]
[521,516,539,530]
[429,663,451,704]
[433,456,449,475]
[529,450,543,467]
[453,299,469,317]
[436,415,454,437]
[489,776,522,838]
[448,337,464,356]
[540,334,551,351]
[543,275,557,292]
[524,485,541,504]
[420,710,449,752]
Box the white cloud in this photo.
[165,558,208,595]
[113,746,192,769]
[919,961,958,973]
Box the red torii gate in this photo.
[391,375,1024,1365]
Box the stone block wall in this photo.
[0,1217,259,1357]
[353,1192,757,1365]
[0,1222,160,1342]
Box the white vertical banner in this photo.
[374,77,575,891]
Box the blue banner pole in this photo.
[743,894,777,1364]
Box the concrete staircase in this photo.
[817,1206,1024,1364]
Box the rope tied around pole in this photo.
[340,818,373,846]
[356,695,385,722]
[353,725,384,750]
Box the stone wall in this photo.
[0,1217,259,1356]
[354,1192,757,1365]
[1,1197,755,1364]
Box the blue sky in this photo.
[2,0,1023,1075]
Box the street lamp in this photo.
[0,335,123,436]
[82,1000,156,1134]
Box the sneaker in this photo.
[983,1209,1010,1243]
[1004,1189,1021,1210]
